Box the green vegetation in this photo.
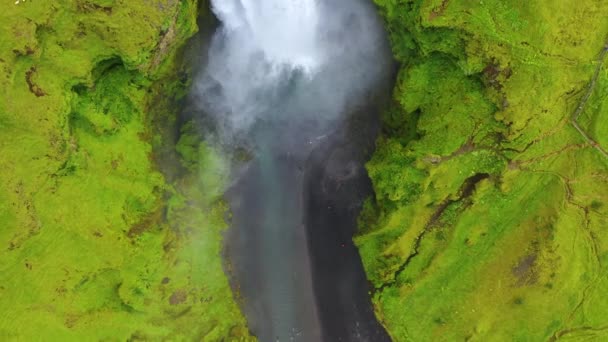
[357,0,608,340]
[4,0,608,340]
[0,0,251,340]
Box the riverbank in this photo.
[0,1,251,339]
[358,0,608,340]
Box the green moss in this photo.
[359,0,608,340]
[0,1,251,340]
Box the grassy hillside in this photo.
[357,0,608,340]
[0,0,251,340]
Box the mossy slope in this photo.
[358,0,608,340]
[0,1,251,340]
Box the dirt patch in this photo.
[512,254,538,286]
[25,67,46,97]
[13,46,36,57]
[429,0,450,21]
[169,290,187,305]
[126,205,164,238]
[76,1,113,14]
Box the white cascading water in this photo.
[195,0,392,340]
[197,0,389,145]
[214,0,322,71]
[200,0,326,140]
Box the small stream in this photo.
[192,0,394,340]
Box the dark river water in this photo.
[224,107,392,341]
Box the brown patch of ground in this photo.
[169,290,187,305]
[512,254,538,286]
[13,46,36,57]
[76,1,112,14]
[25,66,46,97]
[8,181,42,250]
[429,0,450,21]
[64,314,80,328]
[126,205,164,238]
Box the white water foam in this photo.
[198,0,326,140]
[197,0,390,145]
[213,0,323,71]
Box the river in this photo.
[193,0,394,340]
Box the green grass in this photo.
[358,0,608,340]
[0,0,251,340]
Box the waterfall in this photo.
[197,0,390,147]
[194,0,392,340]
[199,0,325,142]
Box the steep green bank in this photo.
[0,0,251,340]
[358,0,608,340]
